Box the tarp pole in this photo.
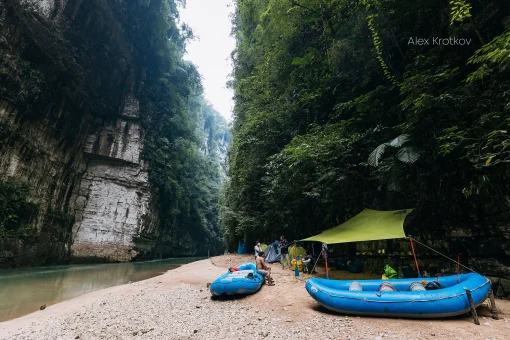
[408,236,421,278]
[323,243,329,279]
[456,253,461,283]
[294,241,299,277]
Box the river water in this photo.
[0,257,204,322]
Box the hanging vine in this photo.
[361,0,400,88]
[366,13,400,87]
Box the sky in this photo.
[179,0,236,121]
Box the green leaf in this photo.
[389,134,411,148]
[368,143,387,167]
[397,146,420,164]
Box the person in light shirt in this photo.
[254,241,261,259]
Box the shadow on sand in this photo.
[309,301,498,323]
[210,294,253,301]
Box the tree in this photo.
[222,0,510,256]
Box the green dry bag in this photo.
[384,264,397,279]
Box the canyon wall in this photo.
[0,0,154,266]
[0,0,228,266]
[198,104,231,182]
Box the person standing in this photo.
[279,235,290,270]
[254,241,262,260]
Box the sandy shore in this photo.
[1,254,509,339]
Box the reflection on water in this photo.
[0,257,203,322]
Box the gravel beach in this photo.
[1,254,509,339]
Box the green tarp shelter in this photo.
[301,209,413,244]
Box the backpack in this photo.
[424,281,445,290]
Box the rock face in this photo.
[0,0,230,266]
[20,0,60,18]
[198,104,231,182]
[216,129,230,182]
[0,0,155,266]
[72,114,151,262]
[71,161,150,261]
[0,98,86,265]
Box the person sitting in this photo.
[302,252,314,273]
[254,241,262,260]
[256,252,274,286]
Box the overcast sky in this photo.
[179,0,235,121]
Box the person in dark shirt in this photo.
[279,235,290,270]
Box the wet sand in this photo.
[1,254,509,339]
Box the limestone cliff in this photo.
[1,0,212,266]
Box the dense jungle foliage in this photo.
[0,180,39,238]
[221,0,510,250]
[121,0,228,256]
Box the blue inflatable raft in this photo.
[306,273,491,318]
[210,263,264,296]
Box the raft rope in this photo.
[309,249,323,275]
[306,243,331,276]
[409,238,478,274]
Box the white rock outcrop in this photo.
[71,161,150,261]
[71,95,152,261]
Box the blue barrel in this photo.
[237,240,247,254]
